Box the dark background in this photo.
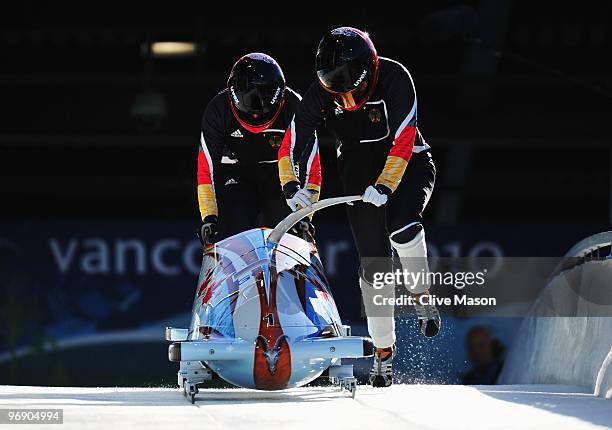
[0,2,610,386]
[1,2,610,224]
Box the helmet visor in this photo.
[316,62,369,94]
[231,86,283,125]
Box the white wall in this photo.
[498,260,612,399]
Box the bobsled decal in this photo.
[253,269,291,390]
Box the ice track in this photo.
[1,384,610,430]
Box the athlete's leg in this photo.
[386,151,439,336]
[337,144,395,349]
[387,151,435,285]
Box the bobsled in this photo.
[166,196,374,402]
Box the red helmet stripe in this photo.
[229,97,285,134]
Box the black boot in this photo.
[414,300,441,337]
[369,345,396,387]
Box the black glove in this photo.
[290,219,316,243]
[282,180,300,200]
[197,215,218,246]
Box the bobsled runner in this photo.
[166,196,374,403]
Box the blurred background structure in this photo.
[0,2,610,386]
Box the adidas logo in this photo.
[334,106,344,115]
[231,129,243,138]
[225,178,238,185]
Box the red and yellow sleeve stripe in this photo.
[278,121,322,205]
[278,123,299,190]
[304,138,322,204]
[197,146,218,220]
[375,125,416,193]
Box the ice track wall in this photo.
[499,233,612,399]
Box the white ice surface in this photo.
[1,384,610,430]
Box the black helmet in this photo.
[227,53,286,130]
[315,27,379,111]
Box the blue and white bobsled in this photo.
[166,196,374,402]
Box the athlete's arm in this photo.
[374,63,418,194]
[197,97,225,221]
[278,85,324,204]
[298,131,322,203]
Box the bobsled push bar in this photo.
[267,195,363,245]
[168,336,373,362]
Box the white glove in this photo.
[362,185,388,207]
[286,188,315,211]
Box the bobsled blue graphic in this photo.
[165,196,374,402]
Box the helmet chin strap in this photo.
[229,98,285,134]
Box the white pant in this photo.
[360,226,430,348]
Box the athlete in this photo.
[197,53,320,245]
[277,28,440,387]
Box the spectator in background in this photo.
[461,326,504,385]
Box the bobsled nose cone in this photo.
[362,338,375,357]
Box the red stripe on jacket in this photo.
[278,126,293,159]
[197,150,212,185]
[389,125,416,161]
[307,152,322,187]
